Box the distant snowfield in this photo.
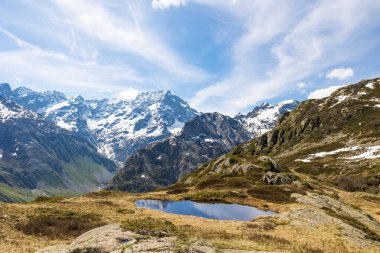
[296,145,380,162]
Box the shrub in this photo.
[247,186,294,203]
[196,176,225,189]
[32,196,65,203]
[121,217,179,237]
[335,175,380,193]
[228,155,238,165]
[184,190,245,202]
[116,208,135,214]
[245,221,276,231]
[166,188,190,194]
[85,190,118,198]
[224,177,254,189]
[16,209,104,239]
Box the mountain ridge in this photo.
[0,85,198,163]
[0,96,117,202]
[173,77,380,194]
[107,99,298,192]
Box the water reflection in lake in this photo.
[135,199,276,221]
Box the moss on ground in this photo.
[121,217,180,237]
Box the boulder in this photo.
[262,172,296,185]
[258,156,281,172]
[36,224,217,253]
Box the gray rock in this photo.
[292,193,380,233]
[278,193,380,248]
[262,172,296,185]
[258,156,280,172]
[36,224,217,253]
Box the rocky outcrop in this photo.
[292,193,380,234]
[35,224,276,253]
[262,172,297,185]
[224,77,380,191]
[275,193,380,247]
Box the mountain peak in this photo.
[70,95,85,102]
[236,100,299,137]
[0,83,12,96]
[1,85,198,163]
[134,90,172,103]
[13,87,34,97]
[259,102,271,108]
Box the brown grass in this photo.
[1,190,380,253]
[15,208,105,239]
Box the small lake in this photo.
[135,199,276,221]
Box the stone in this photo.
[258,156,280,172]
[36,224,218,253]
[262,172,296,185]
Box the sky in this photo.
[0,0,380,115]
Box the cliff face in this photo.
[108,112,252,192]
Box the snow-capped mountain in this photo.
[0,96,38,123]
[108,101,300,192]
[235,100,299,137]
[0,96,117,202]
[0,83,197,163]
[0,83,297,165]
[108,112,253,192]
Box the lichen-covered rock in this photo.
[262,172,297,185]
[292,193,380,233]
[258,156,281,172]
[35,224,216,253]
[276,193,380,248]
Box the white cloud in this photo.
[307,85,342,99]
[325,67,354,80]
[297,82,307,89]
[115,88,140,100]
[190,0,380,115]
[0,0,209,98]
[0,26,143,98]
[50,0,206,82]
[152,0,186,9]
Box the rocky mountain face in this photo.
[175,77,380,194]
[242,77,380,192]
[0,84,197,163]
[163,78,380,250]
[235,100,298,137]
[107,106,295,192]
[0,82,299,196]
[0,96,117,202]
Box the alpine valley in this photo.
[1,78,380,253]
[0,83,297,201]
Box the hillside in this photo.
[0,97,117,202]
[174,77,379,194]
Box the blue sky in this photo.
[0,0,380,115]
